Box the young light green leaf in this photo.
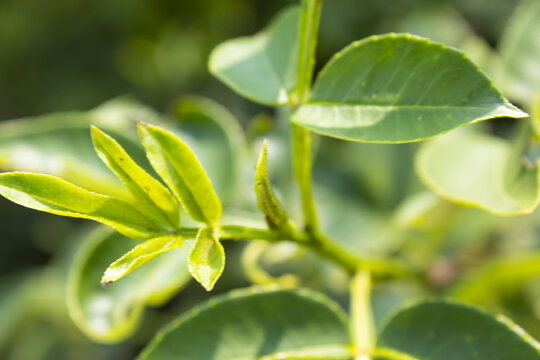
[138,288,351,360]
[416,130,540,216]
[378,300,540,359]
[138,123,222,225]
[67,226,193,343]
[499,0,540,109]
[255,141,294,234]
[292,33,527,143]
[209,7,299,105]
[188,227,225,291]
[101,235,183,286]
[0,172,164,239]
[91,126,180,228]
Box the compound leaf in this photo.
[254,141,294,234]
[416,130,540,216]
[101,235,183,286]
[67,226,193,343]
[0,172,164,239]
[138,123,221,225]
[377,300,540,360]
[293,34,527,143]
[209,7,299,106]
[138,288,351,360]
[188,228,225,291]
[91,126,180,228]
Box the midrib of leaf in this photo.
[160,144,210,224]
[0,182,155,233]
[220,344,352,360]
[303,102,518,110]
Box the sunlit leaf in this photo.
[0,172,164,239]
[91,126,180,228]
[499,0,540,109]
[254,141,294,234]
[293,34,527,143]
[416,130,540,215]
[377,300,540,359]
[188,228,225,291]
[209,7,299,105]
[67,226,193,343]
[138,288,351,360]
[138,123,221,225]
[101,235,183,286]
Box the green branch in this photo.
[351,271,375,360]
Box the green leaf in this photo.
[101,235,183,286]
[91,126,180,228]
[67,226,193,343]
[138,288,351,360]
[499,0,540,109]
[209,7,299,105]
[188,227,225,291]
[378,300,540,360]
[0,172,164,239]
[172,96,246,205]
[293,33,527,143]
[255,141,294,234]
[416,130,540,215]
[138,123,222,225]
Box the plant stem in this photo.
[291,124,318,233]
[351,270,375,360]
[295,0,323,103]
[291,0,323,233]
[176,225,411,278]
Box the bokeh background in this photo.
[1,0,536,359]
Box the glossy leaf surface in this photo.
[188,228,225,291]
[0,172,163,239]
[138,123,221,225]
[416,130,539,215]
[138,288,351,360]
[254,141,293,233]
[499,0,540,109]
[378,300,540,360]
[209,7,299,105]
[293,34,527,143]
[67,227,192,343]
[101,235,183,286]
[91,126,180,228]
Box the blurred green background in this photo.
[1,0,537,359]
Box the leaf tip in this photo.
[100,280,113,288]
